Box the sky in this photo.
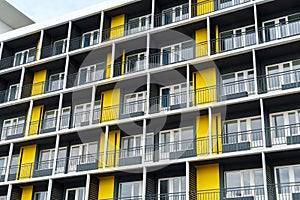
[6,0,109,22]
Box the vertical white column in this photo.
[37,29,44,60]
[25,100,34,137]
[254,3,260,45]
[186,161,190,200]
[142,119,147,164]
[208,106,213,155]
[189,0,192,19]
[52,134,60,175]
[260,98,267,148]
[151,0,155,29]
[187,64,190,108]
[262,152,269,200]
[46,179,53,200]
[146,73,150,115]
[103,125,109,169]
[0,42,3,59]
[252,49,259,95]
[85,174,91,200]
[207,17,211,57]
[56,93,64,132]
[6,184,12,200]
[63,55,70,90]
[89,85,96,125]
[5,143,14,182]
[18,66,26,99]
[99,11,105,43]
[146,33,150,70]
[111,43,115,78]
[66,21,72,53]
[142,167,147,200]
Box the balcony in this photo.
[40,39,67,59]
[67,153,98,173]
[270,182,300,200]
[69,32,100,51]
[28,116,58,136]
[113,56,146,77]
[1,122,25,141]
[0,88,18,104]
[195,186,265,200]
[147,192,186,200]
[0,167,5,182]
[268,123,300,146]
[220,77,255,100]
[104,147,143,167]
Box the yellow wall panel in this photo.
[99,176,115,200]
[110,14,125,39]
[99,133,106,169]
[121,50,125,75]
[106,53,112,79]
[212,113,222,154]
[36,39,41,60]
[196,116,209,156]
[195,28,208,57]
[18,145,36,180]
[107,130,120,167]
[31,70,47,96]
[21,186,33,200]
[28,105,44,136]
[196,164,220,191]
[192,68,217,105]
[196,0,214,16]
[215,25,219,53]
[101,89,120,122]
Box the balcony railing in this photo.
[192,86,217,105]
[67,153,98,173]
[270,182,300,200]
[220,78,255,100]
[66,69,106,88]
[211,30,256,54]
[268,123,300,146]
[194,186,265,200]
[258,69,300,93]
[9,163,34,180]
[0,167,6,182]
[40,41,67,59]
[28,117,58,136]
[259,19,300,44]
[0,88,16,103]
[113,57,146,77]
[147,192,186,200]
[0,49,37,71]
[196,136,222,156]
[22,79,64,98]
[1,123,25,141]
[69,33,100,51]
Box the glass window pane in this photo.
[226,171,241,188]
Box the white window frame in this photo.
[270,109,300,145]
[128,14,151,34]
[43,109,58,130]
[1,116,26,140]
[266,59,300,91]
[33,191,48,200]
[14,47,36,66]
[121,135,142,158]
[162,4,189,25]
[225,168,264,198]
[159,126,194,160]
[60,107,71,130]
[48,72,64,92]
[123,91,146,114]
[74,103,91,127]
[219,25,256,51]
[0,196,6,200]
[53,38,67,55]
[125,52,146,74]
[221,69,255,96]
[38,147,66,171]
[0,156,7,175]
[224,116,263,148]
[263,13,300,42]
[7,83,20,101]
[81,29,99,48]
[160,82,192,111]
[144,133,154,163]
[54,147,67,174]
[65,187,86,200]
[158,176,186,197]
[119,181,142,199]
[77,63,105,85]
[219,0,250,10]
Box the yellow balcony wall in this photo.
[106,130,120,167]
[31,70,47,96]
[195,28,208,57]
[106,53,112,79]
[196,0,214,16]
[98,176,115,200]
[28,105,44,136]
[196,164,220,198]
[17,145,36,180]
[21,186,33,200]
[110,14,125,39]
[100,89,120,122]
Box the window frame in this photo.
[33,191,48,200]
[7,83,20,101]
[49,72,64,92]
[128,14,152,34]
[53,38,67,55]
[119,181,142,199]
[13,47,36,66]
[81,29,100,48]
[158,176,186,196]
[162,4,189,25]
[1,116,26,140]
[123,91,146,114]
[65,187,86,200]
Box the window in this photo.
[160,82,192,110]
[162,4,189,25]
[0,157,7,175]
[275,164,300,195]
[69,142,97,172]
[65,187,85,200]
[225,169,264,198]
[7,84,20,101]
[161,41,194,65]
[219,25,255,52]
[74,103,91,127]
[0,196,6,200]
[9,155,19,175]
[266,59,300,91]
[39,147,66,171]
[128,15,151,34]
[270,109,300,145]
[159,127,194,160]
[224,116,263,148]
[121,135,142,158]
[55,147,67,174]
[82,30,99,47]
[219,0,250,9]
[14,47,36,66]
[34,192,47,200]
[60,107,71,129]
[159,177,186,198]
[119,181,142,199]
[1,116,25,140]
[123,91,146,114]
[222,70,255,96]
[48,72,64,92]
[126,52,146,73]
[78,63,105,85]
[53,39,67,55]
[263,13,300,42]
[43,109,58,130]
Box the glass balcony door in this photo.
[60,107,71,130]
[123,91,146,114]
[49,72,64,92]
[0,157,7,176]
[78,63,105,85]
[43,109,58,130]
[128,15,151,35]
[53,39,67,55]
[119,181,142,200]
[159,176,186,200]
[1,116,25,140]
[74,103,91,127]
[126,52,145,74]
[81,30,99,48]
[219,0,250,9]
[65,187,85,200]
[55,147,67,174]
[14,47,36,66]
[162,4,188,26]
[121,135,141,158]
[7,84,20,102]
[33,192,47,200]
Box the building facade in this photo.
[0,0,299,199]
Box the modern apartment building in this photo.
[0,0,299,199]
